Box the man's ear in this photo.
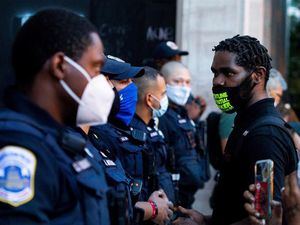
[145,93,152,108]
[253,66,266,84]
[48,52,67,80]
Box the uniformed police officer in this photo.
[159,61,207,208]
[131,66,175,202]
[0,9,114,224]
[89,56,173,225]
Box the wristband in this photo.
[148,200,158,219]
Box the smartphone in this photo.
[254,159,274,223]
[297,152,300,186]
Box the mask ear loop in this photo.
[60,56,93,106]
[64,56,91,82]
[106,78,115,89]
[240,68,257,100]
[149,94,162,110]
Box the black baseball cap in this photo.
[101,55,144,80]
[153,41,189,59]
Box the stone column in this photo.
[176,0,287,115]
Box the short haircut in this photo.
[12,8,97,86]
[160,61,189,80]
[267,68,287,91]
[134,66,162,101]
[213,35,272,82]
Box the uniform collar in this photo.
[130,114,155,131]
[168,101,188,117]
[4,87,63,131]
[108,116,130,131]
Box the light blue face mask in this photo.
[150,94,169,118]
[166,84,191,106]
[115,82,138,125]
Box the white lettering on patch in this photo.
[0,146,36,207]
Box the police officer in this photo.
[159,61,206,208]
[185,95,210,183]
[0,9,113,224]
[89,56,173,225]
[131,66,175,202]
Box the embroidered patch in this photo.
[0,146,36,207]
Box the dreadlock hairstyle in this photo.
[213,35,272,83]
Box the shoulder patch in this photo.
[0,146,36,207]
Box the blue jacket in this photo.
[90,118,145,203]
[130,114,175,202]
[0,89,110,225]
[159,105,205,188]
[88,128,133,225]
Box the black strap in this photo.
[245,116,290,135]
[112,125,146,143]
[233,115,295,159]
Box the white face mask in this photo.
[166,84,191,106]
[60,56,114,126]
[150,94,169,118]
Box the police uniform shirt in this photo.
[0,89,109,225]
[89,119,144,202]
[211,98,298,225]
[130,114,175,202]
[158,104,204,189]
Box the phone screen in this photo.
[254,159,274,222]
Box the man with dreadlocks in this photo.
[172,35,298,225]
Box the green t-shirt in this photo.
[218,112,236,139]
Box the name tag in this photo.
[103,159,116,167]
[150,131,158,138]
[119,136,129,142]
[72,158,91,173]
[172,173,180,181]
[178,119,187,124]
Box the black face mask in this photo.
[212,72,256,113]
[108,87,120,121]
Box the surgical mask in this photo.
[150,94,169,118]
[212,73,255,113]
[166,84,191,106]
[115,82,138,125]
[60,56,114,126]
